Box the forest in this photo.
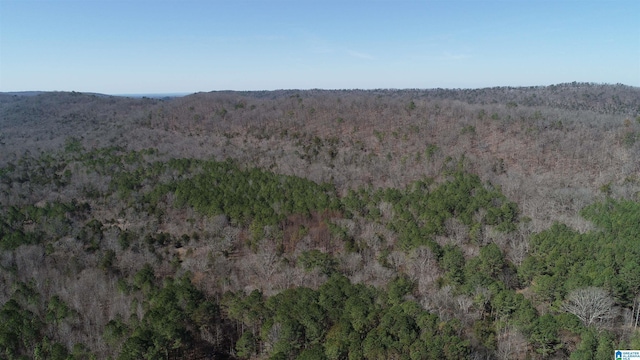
[1,82,640,359]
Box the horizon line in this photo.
[1,82,638,98]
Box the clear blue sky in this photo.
[1,0,639,94]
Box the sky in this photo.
[1,0,639,94]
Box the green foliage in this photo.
[45,295,75,324]
[236,331,257,358]
[594,331,615,360]
[571,329,598,359]
[118,230,136,250]
[387,275,415,305]
[384,171,518,251]
[629,331,640,352]
[64,136,84,153]
[171,159,339,225]
[13,281,41,307]
[460,125,476,135]
[34,338,70,360]
[570,328,616,360]
[143,232,173,250]
[599,182,612,195]
[521,199,640,304]
[133,264,156,294]
[0,229,43,251]
[0,299,43,358]
[0,281,87,359]
[104,316,128,346]
[249,219,265,246]
[0,200,86,250]
[76,219,104,252]
[326,221,351,243]
[477,244,505,278]
[71,343,93,360]
[362,302,420,358]
[299,250,337,275]
[99,249,117,273]
[623,131,637,147]
[528,314,561,357]
[425,143,439,160]
[473,319,496,350]
[490,289,537,327]
[441,245,466,286]
[226,275,467,360]
[117,274,218,359]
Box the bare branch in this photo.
[562,287,617,328]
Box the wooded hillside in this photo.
[1,83,639,359]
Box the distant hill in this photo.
[1,91,45,96]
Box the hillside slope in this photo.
[1,83,639,359]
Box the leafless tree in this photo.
[423,285,455,321]
[386,251,406,272]
[339,252,363,276]
[495,325,527,360]
[250,242,280,287]
[562,287,617,328]
[633,294,640,329]
[456,295,474,314]
[406,246,439,295]
[444,217,469,245]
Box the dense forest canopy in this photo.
[1,83,640,359]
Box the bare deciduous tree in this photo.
[495,325,527,360]
[562,287,617,328]
[406,246,439,295]
[423,285,455,321]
